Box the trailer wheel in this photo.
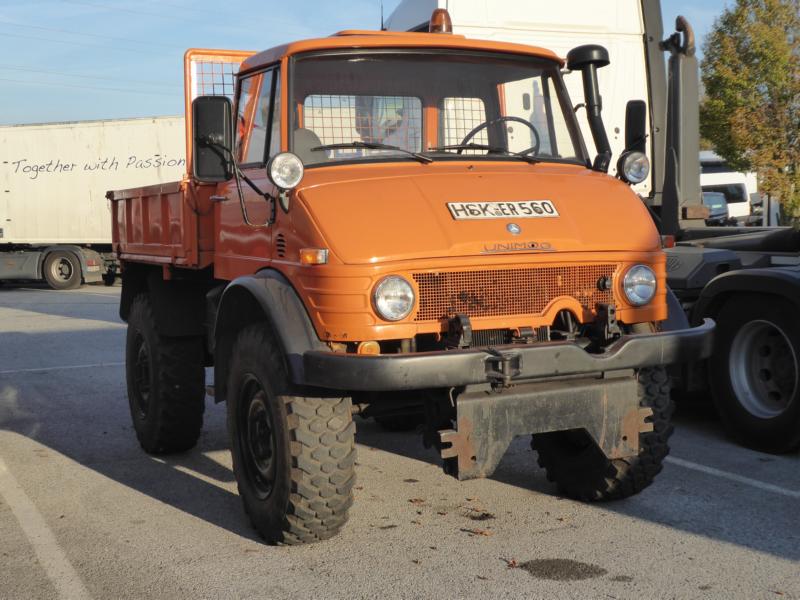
[227,322,355,545]
[531,367,673,501]
[710,294,800,453]
[43,251,81,290]
[125,294,205,454]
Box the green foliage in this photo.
[700,0,800,215]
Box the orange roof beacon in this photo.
[109,10,713,545]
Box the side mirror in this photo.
[624,100,647,154]
[567,45,612,172]
[192,96,233,183]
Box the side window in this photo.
[235,69,277,165]
[269,75,281,158]
[235,75,257,163]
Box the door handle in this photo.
[210,195,229,203]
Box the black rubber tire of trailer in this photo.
[709,294,800,453]
[43,250,82,290]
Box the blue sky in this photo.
[0,0,727,125]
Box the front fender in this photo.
[212,269,327,401]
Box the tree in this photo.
[700,0,800,217]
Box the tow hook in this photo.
[484,349,522,385]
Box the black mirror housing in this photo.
[625,100,648,154]
[192,96,233,183]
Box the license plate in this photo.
[447,200,559,220]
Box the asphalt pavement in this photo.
[1,284,798,600]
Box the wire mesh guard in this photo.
[412,264,617,322]
[439,97,488,153]
[190,59,239,101]
[303,95,422,157]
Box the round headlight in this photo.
[623,264,657,306]
[373,276,415,322]
[617,151,650,185]
[268,152,304,190]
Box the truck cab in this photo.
[111,20,712,545]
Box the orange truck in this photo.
[109,10,713,544]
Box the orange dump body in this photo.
[110,33,667,345]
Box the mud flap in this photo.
[438,375,653,480]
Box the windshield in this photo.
[290,51,586,167]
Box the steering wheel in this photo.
[459,116,541,156]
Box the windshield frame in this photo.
[287,48,590,169]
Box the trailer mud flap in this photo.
[438,376,652,480]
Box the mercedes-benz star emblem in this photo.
[507,223,521,235]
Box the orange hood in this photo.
[296,162,660,265]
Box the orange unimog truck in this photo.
[109,10,713,544]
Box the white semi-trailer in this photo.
[0,116,184,289]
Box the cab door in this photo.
[216,68,282,278]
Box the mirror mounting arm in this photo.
[202,138,276,227]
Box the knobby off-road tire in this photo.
[125,294,205,454]
[531,367,673,501]
[43,251,81,290]
[709,294,800,453]
[227,323,356,545]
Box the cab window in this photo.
[235,68,279,165]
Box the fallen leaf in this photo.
[409,498,425,505]
[477,576,489,581]
[461,528,493,537]
[502,558,518,569]
[403,478,420,483]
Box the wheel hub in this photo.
[730,319,798,418]
[241,384,277,498]
[133,334,151,417]
[52,258,73,281]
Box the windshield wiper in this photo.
[311,141,433,164]
[429,143,540,164]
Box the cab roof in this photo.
[240,30,563,72]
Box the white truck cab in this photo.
[386,0,654,196]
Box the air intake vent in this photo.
[275,233,287,258]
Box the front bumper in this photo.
[303,319,714,392]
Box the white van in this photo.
[699,151,759,224]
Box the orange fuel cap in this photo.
[429,8,453,34]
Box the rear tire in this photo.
[709,295,800,453]
[532,367,673,501]
[125,294,205,454]
[43,251,81,290]
[227,323,356,545]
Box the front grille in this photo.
[412,264,617,322]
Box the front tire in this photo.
[532,367,673,501]
[709,295,800,453]
[125,294,205,454]
[43,251,81,290]
[227,323,356,545]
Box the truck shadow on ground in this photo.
[0,329,798,559]
[0,282,123,326]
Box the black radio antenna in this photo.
[380,0,385,30]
